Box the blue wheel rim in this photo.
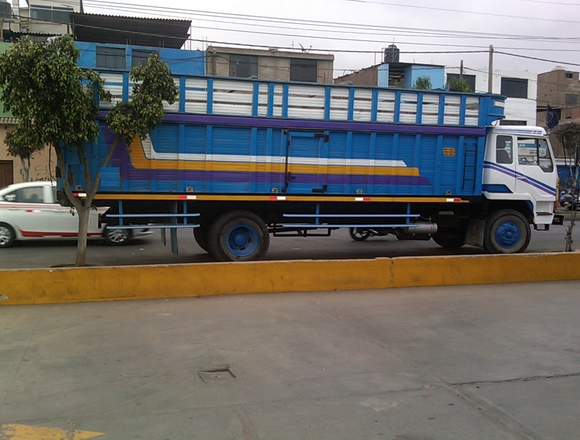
[225,224,260,258]
[494,220,522,250]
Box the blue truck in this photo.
[62,71,560,261]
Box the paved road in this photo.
[0,223,579,268]
[1,282,580,439]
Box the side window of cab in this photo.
[517,137,553,172]
[2,186,46,203]
[496,135,513,164]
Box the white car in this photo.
[0,181,137,248]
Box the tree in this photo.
[553,122,580,252]
[448,77,473,93]
[5,127,44,181]
[0,37,177,265]
[413,76,432,90]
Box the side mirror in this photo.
[4,194,16,202]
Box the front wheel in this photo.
[0,223,16,248]
[208,211,270,261]
[484,209,531,254]
[349,228,371,241]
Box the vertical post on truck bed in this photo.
[488,45,494,94]
[170,201,179,256]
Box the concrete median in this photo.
[1,252,579,306]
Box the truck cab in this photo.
[483,126,558,226]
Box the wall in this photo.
[446,66,537,126]
[206,46,334,84]
[334,65,378,86]
[76,42,206,76]
[0,126,53,185]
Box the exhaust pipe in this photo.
[408,222,438,234]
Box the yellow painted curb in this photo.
[0,252,579,306]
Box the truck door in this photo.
[514,136,556,203]
[285,131,328,194]
[484,134,516,194]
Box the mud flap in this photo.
[466,219,485,247]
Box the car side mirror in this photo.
[4,194,16,202]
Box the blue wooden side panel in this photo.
[77,121,487,197]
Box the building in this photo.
[0,1,195,187]
[334,46,445,89]
[537,69,580,125]
[446,66,537,126]
[206,46,334,84]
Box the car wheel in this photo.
[349,228,371,241]
[104,228,131,246]
[0,223,16,248]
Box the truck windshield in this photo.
[517,137,553,173]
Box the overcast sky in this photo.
[76,0,580,76]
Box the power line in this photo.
[517,0,580,5]
[81,0,580,43]
[342,0,580,24]
[497,50,580,67]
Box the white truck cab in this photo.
[483,126,558,226]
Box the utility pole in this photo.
[488,45,494,93]
[460,59,464,80]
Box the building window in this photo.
[496,135,513,164]
[446,73,476,92]
[132,49,158,68]
[500,77,528,99]
[566,72,574,79]
[290,59,318,83]
[500,120,527,126]
[30,5,72,24]
[229,55,258,79]
[96,47,126,70]
[565,94,578,106]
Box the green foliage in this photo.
[106,54,177,144]
[413,76,432,90]
[448,78,473,93]
[0,37,110,151]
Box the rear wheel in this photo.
[432,229,466,249]
[484,209,531,254]
[349,228,371,241]
[104,228,131,246]
[193,226,209,253]
[208,211,270,261]
[0,223,16,248]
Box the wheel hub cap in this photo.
[0,226,11,245]
[495,221,521,248]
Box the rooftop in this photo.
[207,45,334,61]
[72,13,191,48]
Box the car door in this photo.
[1,185,51,237]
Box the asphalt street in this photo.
[1,282,580,439]
[0,223,579,268]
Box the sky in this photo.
[31,0,580,77]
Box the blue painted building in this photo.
[75,41,205,76]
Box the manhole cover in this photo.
[198,365,236,383]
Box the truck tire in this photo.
[0,223,16,248]
[208,211,270,261]
[432,230,466,249]
[349,228,371,241]
[484,209,531,254]
[193,226,209,253]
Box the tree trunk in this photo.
[565,159,579,252]
[75,204,90,266]
[19,156,30,182]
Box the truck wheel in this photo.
[349,228,371,241]
[208,211,270,261]
[432,230,466,249]
[193,226,209,253]
[484,209,530,254]
[0,223,16,248]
